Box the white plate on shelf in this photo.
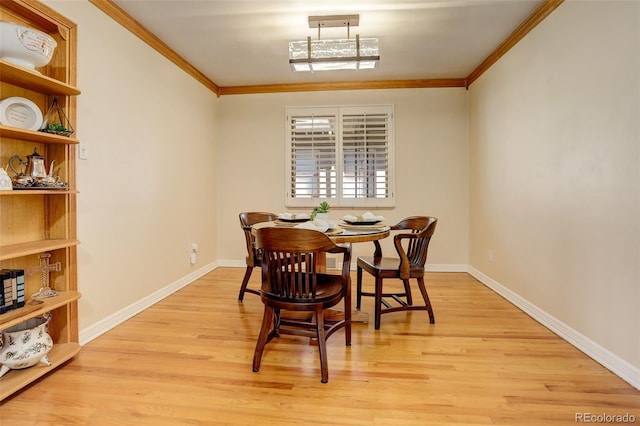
[0,96,43,131]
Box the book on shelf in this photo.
[0,269,25,314]
[0,269,7,313]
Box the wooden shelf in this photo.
[0,125,79,145]
[0,0,81,401]
[0,61,81,96]
[0,291,81,329]
[0,342,81,401]
[0,189,78,196]
[0,239,80,261]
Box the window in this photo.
[285,105,395,208]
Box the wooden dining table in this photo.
[252,220,391,323]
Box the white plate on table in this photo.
[342,219,383,225]
[294,220,340,232]
[276,217,310,223]
[0,97,43,131]
[339,221,388,231]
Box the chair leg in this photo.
[252,306,274,372]
[374,277,384,330]
[356,266,363,310]
[315,308,329,383]
[344,282,352,347]
[402,279,413,305]
[416,277,435,324]
[238,266,254,302]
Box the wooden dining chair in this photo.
[356,216,438,330]
[252,227,352,383]
[238,212,279,301]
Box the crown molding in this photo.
[219,79,467,96]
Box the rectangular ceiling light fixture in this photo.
[289,14,380,72]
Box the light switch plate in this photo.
[79,143,88,160]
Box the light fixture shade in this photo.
[289,37,379,72]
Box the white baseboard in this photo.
[426,263,468,272]
[79,261,218,345]
[218,259,246,268]
[468,266,640,391]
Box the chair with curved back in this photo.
[238,212,279,301]
[356,216,438,330]
[252,227,352,383]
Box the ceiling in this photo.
[110,0,545,89]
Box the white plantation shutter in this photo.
[286,105,394,208]
[341,108,391,200]
[288,111,338,200]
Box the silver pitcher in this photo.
[9,148,56,186]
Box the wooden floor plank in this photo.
[1,269,638,425]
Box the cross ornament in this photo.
[28,252,62,299]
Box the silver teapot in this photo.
[9,148,56,186]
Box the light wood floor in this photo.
[2,268,639,425]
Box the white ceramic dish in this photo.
[342,219,382,225]
[277,217,310,223]
[0,21,57,71]
[0,316,53,378]
[0,96,43,130]
[277,212,310,221]
[339,222,389,231]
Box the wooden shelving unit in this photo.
[0,0,81,401]
[0,239,81,261]
[0,60,81,95]
[0,124,80,145]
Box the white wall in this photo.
[44,1,219,339]
[217,89,469,268]
[468,0,639,382]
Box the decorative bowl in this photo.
[0,316,53,377]
[0,21,57,71]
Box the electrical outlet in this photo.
[190,243,198,264]
[488,249,494,262]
